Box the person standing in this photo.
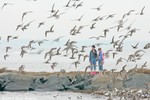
[89,45,97,75]
[98,48,104,75]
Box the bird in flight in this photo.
[1,3,13,10]
[21,11,33,22]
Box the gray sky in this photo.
[0,0,150,72]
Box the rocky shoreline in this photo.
[0,68,150,99]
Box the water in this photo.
[0,91,113,100]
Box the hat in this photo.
[92,45,95,48]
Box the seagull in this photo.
[83,55,89,61]
[6,46,12,53]
[136,6,145,15]
[21,11,32,22]
[1,3,13,10]
[131,42,139,49]
[92,4,103,11]
[4,54,9,60]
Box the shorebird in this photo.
[51,3,55,13]
[18,65,25,74]
[112,52,118,59]
[64,39,70,46]
[90,23,96,30]
[51,62,58,70]
[44,48,57,59]
[71,61,80,68]
[104,50,113,58]
[116,57,127,65]
[80,46,87,52]
[64,0,71,8]
[38,39,48,46]
[76,2,83,9]
[127,28,140,36]
[141,61,147,69]
[131,42,139,49]
[78,54,84,61]
[143,43,150,49]
[122,10,135,19]
[1,3,13,10]
[72,15,84,21]
[4,54,9,60]
[22,20,34,31]
[16,23,24,31]
[55,47,61,55]
[89,35,105,40]
[7,35,13,42]
[92,4,103,11]
[103,28,109,37]
[136,6,145,15]
[38,21,45,28]
[28,40,37,48]
[106,14,116,20]
[52,36,64,43]
[21,11,32,22]
[20,49,27,58]
[83,54,89,61]
[70,50,78,59]
[92,16,100,22]
[6,46,12,53]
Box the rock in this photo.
[4,81,31,91]
[123,73,150,89]
[33,75,72,91]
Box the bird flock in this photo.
[0,0,149,72]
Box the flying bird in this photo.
[21,11,32,22]
[136,6,145,15]
[92,4,103,11]
[1,3,13,10]
[131,42,139,49]
[4,54,9,60]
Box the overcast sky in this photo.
[0,0,150,72]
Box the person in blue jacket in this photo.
[89,45,97,75]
